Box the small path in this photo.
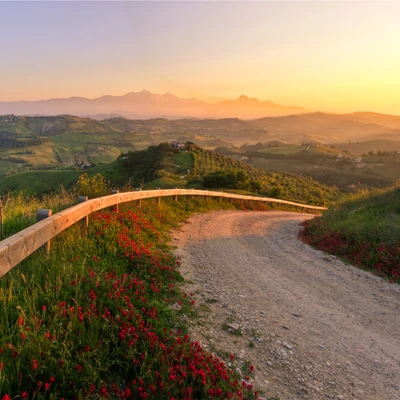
[172,210,400,400]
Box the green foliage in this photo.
[203,170,260,192]
[120,143,179,186]
[0,189,76,237]
[188,144,339,205]
[75,173,111,199]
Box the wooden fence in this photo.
[0,189,327,278]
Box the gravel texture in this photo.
[172,210,400,400]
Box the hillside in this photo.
[300,185,400,281]
[120,143,339,206]
[0,114,134,176]
[215,142,399,190]
[0,142,338,206]
[251,112,400,143]
[2,113,400,192]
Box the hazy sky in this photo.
[1,1,400,114]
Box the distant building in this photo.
[171,142,186,150]
[353,157,362,163]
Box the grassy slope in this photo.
[0,159,131,194]
[0,197,261,398]
[300,185,400,280]
[306,186,400,243]
[237,150,395,190]
[0,116,133,175]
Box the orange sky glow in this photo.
[1,2,400,114]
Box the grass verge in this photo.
[299,185,400,282]
[0,197,265,399]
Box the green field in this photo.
[259,144,303,155]
[0,170,81,194]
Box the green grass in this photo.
[311,186,400,244]
[0,196,263,398]
[0,190,77,237]
[300,184,400,281]
[0,170,81,195]
[0,159,133,195]
[173,151,194,169]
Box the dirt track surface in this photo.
[172,211,400,400]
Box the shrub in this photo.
[75,173,110,199]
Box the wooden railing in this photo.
[0,189,327,278]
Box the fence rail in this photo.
[0,189,327,278]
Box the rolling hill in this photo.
[251,112,400,143]
[2,112,400,191]
[0,142,339,206]
[118,143,339,205]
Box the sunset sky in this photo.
[1,1,400,114]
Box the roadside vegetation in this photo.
[0,192,268,399]
[299,184,400,282]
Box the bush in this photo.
[75,173,110,199]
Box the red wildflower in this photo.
[32,359,39,370]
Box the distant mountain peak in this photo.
[0,89,309,119]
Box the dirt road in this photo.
[172,211,400,400]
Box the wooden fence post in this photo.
[78,196,89,227]
[219,197,222,204]
[0,200,3,241]
[156,188,161,206]
[111,190,119,212]
[37,209,52,254]
[135,188,142,207]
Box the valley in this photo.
[1,111,400,193]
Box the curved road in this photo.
[173,211,400,400]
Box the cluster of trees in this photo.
[203,170,261,193]
[120,142,179,184]
[190,145,264,181]
[363,150,400,157]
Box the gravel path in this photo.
[172,210,400,400]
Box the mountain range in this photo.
[0,90,307,120]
